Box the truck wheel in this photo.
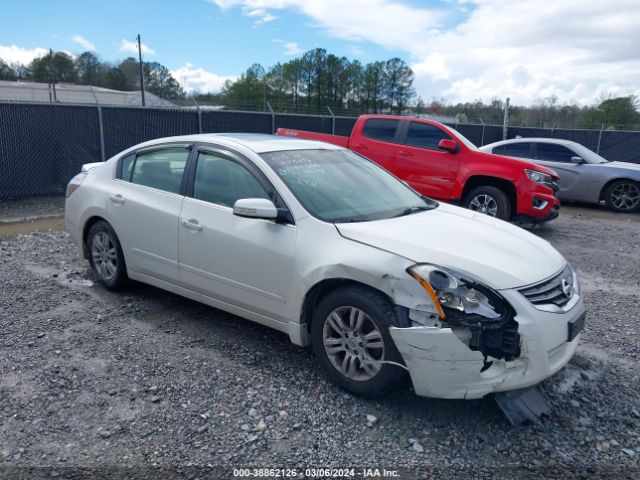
[604,180,640,212]
[463,186,511,220]
[311,285,406,397]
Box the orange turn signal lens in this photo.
[408,270,445,320]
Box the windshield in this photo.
[261,149,437,223]
[571,143,609,164]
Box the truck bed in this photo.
[275,128,350,148]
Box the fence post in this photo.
[502,97,510,140]
[266,101,275,134]
[196,101,203,134]
[454,114,459,131]
[97,105,106,162]
[596,124,604,153]
[326,106,336,135]
[479,118,485,146]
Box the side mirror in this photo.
[233,198,278,220]
[570,156,584,164]
[438,139,458,153]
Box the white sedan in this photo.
[65,133,585,400]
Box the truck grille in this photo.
[518,265,574,308]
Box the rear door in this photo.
[107,144,190,283]
[533,142,587,199]
[351,118,402,171]
[178,146,296,322]
[393,121,462,199]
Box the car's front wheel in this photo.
[604,180,640,213]
[87,220,128,290]
[462,186,511,220]
[311,286,406,397]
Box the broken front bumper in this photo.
[389,291,585,400]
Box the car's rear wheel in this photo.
[463,186,511,220]
[311,286,406,397]
[604,180,640,213]
[87,221,128,290]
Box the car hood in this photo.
[475,151,559,177]
[335,203,565,290]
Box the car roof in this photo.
[482,137,577,148]
[131,133,342,154]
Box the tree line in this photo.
[1,48,637,129]
[0,50,186,100]
[204,48,416,115]
[420,95,639,130]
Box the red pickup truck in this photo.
[277,114,560,222]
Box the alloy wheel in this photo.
[91,231,118,281]
[322,306,385,381]
[610,182,640,211]
[469,194,499,217]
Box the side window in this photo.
[492,145,505,155]
[536,143,574,163]
[119,153,136,181]
[362,119,400,143]
[405,122,451,150]
[503,142,532,158]
[129,148,189,194]
[194,151,269,207]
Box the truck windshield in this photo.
[261,149,437,223]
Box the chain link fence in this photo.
[0,101,639,200]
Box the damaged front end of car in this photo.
[389,264,529,400]
[388,262,583,407]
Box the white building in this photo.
[0,80,174,106]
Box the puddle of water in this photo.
[0,216,64,236]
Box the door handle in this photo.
[353,144,368,150]
[109,194,125,205]
[181,219,203,232]
[398,150,413,157]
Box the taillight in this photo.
[66,172,87,197]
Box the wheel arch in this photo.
[461,175,517,212]
[299,278,402,340]
[599,177,640,201]
[82,215,110,259]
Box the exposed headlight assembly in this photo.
[407,264,520,361]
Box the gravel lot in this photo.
[1,198,639,479]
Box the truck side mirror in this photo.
[438,139,458,153]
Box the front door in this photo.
[178,148,296,322]
[394,121,462,199]
[533,142,590,200]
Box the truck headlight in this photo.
[525,169,555,187]
[407,264,507,323]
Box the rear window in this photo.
[362,119,400,143]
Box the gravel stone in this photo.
[1,200,639,477]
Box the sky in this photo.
[1,0,639,105]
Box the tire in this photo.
[86,221,128,290]
[604,180,640,213]
[462,186,511,220]
[311,285,406,397]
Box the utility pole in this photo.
[48,49,57,103]
[137,34,146,106]
[502,97,510,140]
